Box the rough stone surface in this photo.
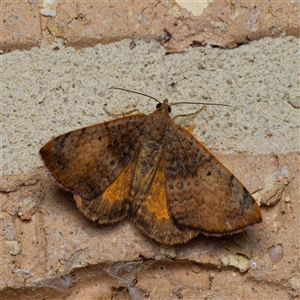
[0,152,299,299]
[1,1,41,51]
[0,1,299,298]
[1,0,299,52]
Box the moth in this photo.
[40,89,261,245]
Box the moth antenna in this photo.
[109,87,160,103]
[170,101,231,107]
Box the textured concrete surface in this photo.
[2,37,299,175]
[1,36,299,299]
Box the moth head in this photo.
[156,99,172,113]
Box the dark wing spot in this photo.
[168,184,174,190]
[85,183,95,193]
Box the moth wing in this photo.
[165,124,262,236]
[132,154,199,245]
[73,149,139,224]
[40,114,147,200]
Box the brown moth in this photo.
[40,94,261,245]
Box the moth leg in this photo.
[172,106,206,121]
[103,106,141,118]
